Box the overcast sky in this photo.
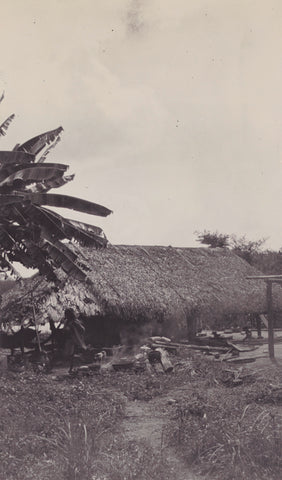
[0,0,281,250]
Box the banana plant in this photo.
[0,94,112,281]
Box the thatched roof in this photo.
[1,245,282,325]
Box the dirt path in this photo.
[123,392,201,480]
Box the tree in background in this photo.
[195,230,282,274]
[0,93,112,281]
[229,234,267,264]
[194,230,230,248]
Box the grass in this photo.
[0,368,175,480]
[1,352,282,480]
[0,371,125,480]
[164,357,282,480]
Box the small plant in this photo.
[40,413,104,480]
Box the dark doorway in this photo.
[82,315,121,348]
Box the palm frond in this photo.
[0,116,112,280]
[0,194,25,206]
[26,174,75,193]
[0,114,15,137]
[0,162,68,182]
[0,151,35,165]
[43,212,107,248]
[36,206,107,247]
[23,205,67,243]
[0,226,18,250]
[38,136,62,163]
[16,127,64,156]
[27,193,112,217]
[0,166,66,188]
[66,218,105,237]
[64,218,108,247]
[0,254,21,279]
[43,239,87,280]
[7,238,57,280]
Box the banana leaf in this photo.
[0,226,28,254]
[0,254,21,279]
[47,214,107,248]
[26,174,75,193]
[0,166,66,187]
[0,151,35,165]
[16,127,64,156]
[0,228,15,249]
[0,162,68,182]
[31,206,107,248]
[23,205,67,243]
[38,136,61,163]
[52,240,78,262]
[3,222,41,243]
[63,218,108,247]
[0,194,25,206]
[27,193,112,217]
[43,239,87,280]
[12,208,88,279]
[66,218,105,237]
[0,114,15,137]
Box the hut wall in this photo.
[119,321,154,347]
[148,308,191,341]
[83,315,121,348]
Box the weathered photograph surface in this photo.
[0,2,282,479]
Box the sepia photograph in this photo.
[0,1,282,479]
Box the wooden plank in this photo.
[226,357,257,364]
[227,342,257,352]
[246,275,282,280]
[180,344,230,353]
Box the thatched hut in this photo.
[1,245,282,344]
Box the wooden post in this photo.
[31,294,41,352]
[266,281,274,360]
[187,315,197,342]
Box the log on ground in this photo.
[155,347,173,373]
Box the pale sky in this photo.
[0,0,281,250]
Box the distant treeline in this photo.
[195,230,282,274]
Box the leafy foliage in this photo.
[195,230,230,248]
[230,234,267,263]
[0,93,15,137]
[195,230,282,274]
[0,94,112,281]
[0,114,15,137]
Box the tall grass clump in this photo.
[165,369,282,480]
[0,372,125,480]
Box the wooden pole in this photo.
[266,281,274,360]
[31,293,41,352]
[187,315,197,342]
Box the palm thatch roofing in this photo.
[1,245,282,327]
